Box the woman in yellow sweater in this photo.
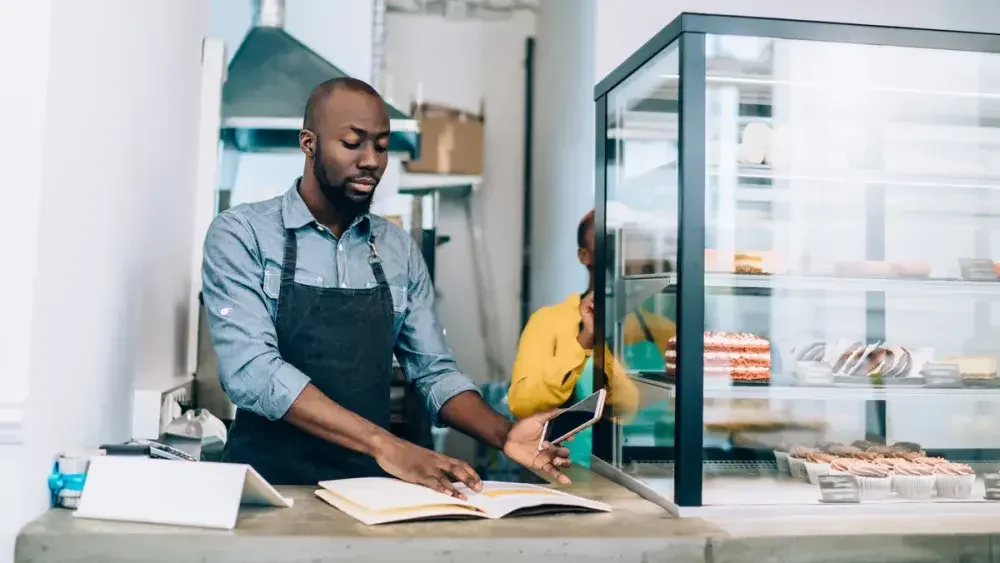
[508,211,675,467]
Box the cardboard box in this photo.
[404,103,484,175]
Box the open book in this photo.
[314,477,612,525]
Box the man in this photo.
[508,210,675,464]
[202,77,569,497]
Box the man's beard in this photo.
[313,139,376,222]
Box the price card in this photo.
[818,474,860,503]
[983,474,1000,501]
[959,259,998,281]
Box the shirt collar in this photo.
[281,178,371,234]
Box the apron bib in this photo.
[224,228,396,485]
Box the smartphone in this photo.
[538,389,607,449]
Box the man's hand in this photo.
[373,436,482,499]
[502,411,573,484]
[577,291,595,350]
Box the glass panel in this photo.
[702,34,1000,507]
[603,42,680,501]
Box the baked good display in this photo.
[664,331,771,383]
[939,355,997,381]
[787,446,815,480]
[734,253,765,275]
[892,462,936,500]
[933,463,976,499]
[805,452,836,484]
[894,261,932,278]
[834,260,894,278]
[848,462,892,500]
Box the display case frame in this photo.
[592,13,1000,509]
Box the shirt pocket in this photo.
[263,270,281,300]
[368,281,407,314]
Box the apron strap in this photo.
[282,229,299,284]
[367,231,389,287]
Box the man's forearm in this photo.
[439,391,513,450]
[284,383,397,457]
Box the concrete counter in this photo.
[15,467,1000,562]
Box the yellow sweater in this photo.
[507,293,674,420]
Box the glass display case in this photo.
[593,13,1000,511]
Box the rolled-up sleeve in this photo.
[201,212,310,421]
[395,236,480,423]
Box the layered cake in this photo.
[734,253,764,275]
[665,331,771,382]
[940,355,998,381]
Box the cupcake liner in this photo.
[805,462,831,485]
[855,475,891,500]
[773,451,790,474]
[788,457,808,480]
[934,474,976,499]
[894,475,935,500]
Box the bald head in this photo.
[303,77,385,132]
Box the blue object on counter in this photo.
[48,461,87,508]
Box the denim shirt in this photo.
[201,181,480,423]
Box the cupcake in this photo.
[849,462,892,500]
[805,452,836,484]
[912,456,948,467]
[827,444,863,458]
[890,441,924,453]
[934,463,976,499]
[788,446,815,480]
[773,442,791,474]
[854,451,882,462]
[893,462,936,500]
[829,458,857,475]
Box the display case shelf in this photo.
[629,373,1000,402]
[615,272,1000,302]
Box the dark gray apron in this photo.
[223,228,395,485]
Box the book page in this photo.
[459,481,613,519]
[314,489,487,526]
[318,477,477,511]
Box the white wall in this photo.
[596,0,1000,80]
[384,11,535,380]
[383,10,534,458]
[530,0,596,312]
[0,1,208,560]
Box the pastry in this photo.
[848,462,892,500]
[805,452,836,485]
[834,260,894,278]
[796,342,827,362]
[773,443,791,474]
[895,261,931,278]
[833,343,866,374]
[933,463,976,499]
[890,442,923,453]
[788,446,815,480]
[940,355,998,381]
[892,462,936,500]
[829,458,857,474]
[664,332,771,382]
[826,444,863,457]
[734,253,765,275]
[912,456,947,467]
